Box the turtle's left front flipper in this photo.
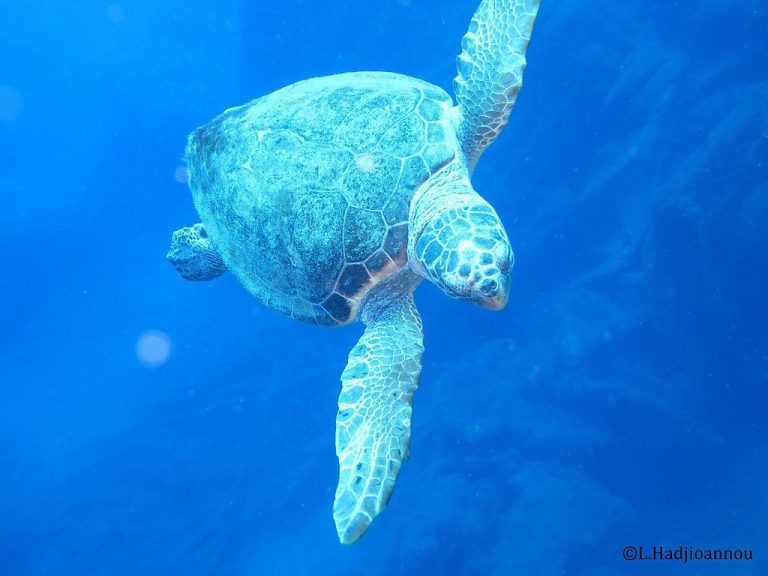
[454,0,541,169]
[334,293,424,544]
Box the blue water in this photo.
[2,1,767,575]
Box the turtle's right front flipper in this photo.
[167,223,226,281]
[334,293,424,544]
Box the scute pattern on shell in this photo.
[186,72,460,326]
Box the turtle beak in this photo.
[474,273,509,311]
[483,291,508,311]
[472,246,512,311]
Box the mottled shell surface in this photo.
[186,72,460,326]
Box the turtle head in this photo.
[410,195,513,311]
[167,223,227,282]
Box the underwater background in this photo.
[1,1,767,574]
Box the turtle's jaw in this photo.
[477,284,508,311]
[484,295,507,311]
[468,236,512,311]
[442,256,511,311]
[471,265,510,311]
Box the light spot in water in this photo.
[136,330,172,368]
[0,87,24,122]
[173,166,188,184]
[355,154,376,173]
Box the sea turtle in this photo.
[167,0,540,544]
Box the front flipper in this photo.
[454,0,541,168]
[166,223,226,281]
[334,294,424,544]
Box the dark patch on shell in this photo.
[364,249,393,276]
[321,293,353,323]
[337,264,371,297]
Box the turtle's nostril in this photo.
[480,279,498,296]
